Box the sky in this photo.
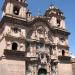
[0,0,75,55]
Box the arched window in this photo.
[62,50,65,56]
[13,6,20,15]
[12,42,18,51]
[57,19,61,27]
[38,68,47,75]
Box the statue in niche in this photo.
[40,54,47,64]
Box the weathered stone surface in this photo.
[0,0,73,75]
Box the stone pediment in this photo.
[30,17,50,28]
[26,17,54,44]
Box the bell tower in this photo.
[0,0,27,75]
[44,5,70,57]
[2,0,28,19]
[45,5,66,29]
[0,0,73,75]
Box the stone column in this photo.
[5,3,13,14]
[19,7,27,18]
[5,2,11,14]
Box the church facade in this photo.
[0,0,73,75]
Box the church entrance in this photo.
[38,68,47,75]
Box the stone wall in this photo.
[0,59,25,75]
[58,63,73,75]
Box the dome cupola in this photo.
[44,5,65,19]
[44,5,66,29]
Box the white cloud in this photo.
[71,55,75,58]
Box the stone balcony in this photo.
[4,49,25,60]
[58,55,71,62]
[50,26,70,35]
[51,25,66,31]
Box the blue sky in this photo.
[0,0,75,55]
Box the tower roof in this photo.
[48,4,59,10]
[2,0,28,10]
[46,4,63,13]
[44,4,64,19]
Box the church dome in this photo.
[44,4,64,18]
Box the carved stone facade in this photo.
[0,0,73,75]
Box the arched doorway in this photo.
[12,42,18,51]
[38,68,47,75]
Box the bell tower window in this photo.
[12,42,18,51]
[57,19,61,26]
[13,6,20,15]
[62,50,65,56]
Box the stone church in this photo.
[0,0,73,75]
